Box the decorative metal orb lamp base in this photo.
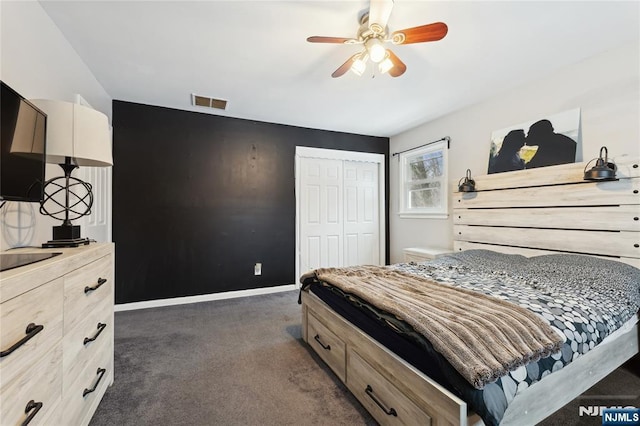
[42,225,90,248]
[40,158,93,248]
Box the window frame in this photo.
[398,140,449,219]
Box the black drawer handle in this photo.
[21,400,43,426]
[83,323,107,345]
[313,334,331,351]
[83,368,106,397]
[0,323,44,358]
[365,385,397,417]
[84,277,107,294]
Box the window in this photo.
[398,140,448,218]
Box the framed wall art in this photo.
[488,108,580,174]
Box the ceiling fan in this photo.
[307,0,448,78]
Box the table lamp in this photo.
[28,99,112,248]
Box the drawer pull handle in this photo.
[83,368,107,397]
[21,400,43,426]
[0,323,44,358]
[85,277,107,294]
[365,385,397,417]
[313,334,331,351]
[83,323,107,345]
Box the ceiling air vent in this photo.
[191,94,228,110]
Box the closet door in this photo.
[298,157,344,274]
[344,161,379,266]
[296,147,385,281]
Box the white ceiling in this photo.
[39,1,639,137]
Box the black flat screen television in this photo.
[0,81,47,202]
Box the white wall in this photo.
[389,42,640,264]
[0,1,111,251]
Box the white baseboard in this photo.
[115,284,298,312]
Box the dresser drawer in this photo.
[64,255,113,334]
[63,339,113,426]
[0,278,63,388]
[347,350,432,426]
[0,340,62,426]
[63,291,113,395]
[307,311,346,382]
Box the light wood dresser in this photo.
[0,243,114,426]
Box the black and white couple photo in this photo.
[487,109,580,174]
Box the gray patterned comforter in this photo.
[391,250,640,424]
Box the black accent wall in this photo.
[113,101,389,304]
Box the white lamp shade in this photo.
[29,99,113,167]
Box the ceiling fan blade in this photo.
[391,22,448,45]
[368,0,394,31]
[331,54,359,78]
[386,49,406,77]
[307,36,356,44]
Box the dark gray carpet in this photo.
[91,290,639,425]
[90,291,375,426]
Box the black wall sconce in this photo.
[458,169,476,192]
[584,146,617,181]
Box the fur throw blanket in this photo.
[301,265,564,389]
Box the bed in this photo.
[299,154,640,425]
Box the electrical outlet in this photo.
[254,263,262,276]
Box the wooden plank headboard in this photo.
[453,155,640,268]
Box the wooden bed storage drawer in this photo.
[301,290,474,426]
[307,311,347,381]
[347,350,432,426]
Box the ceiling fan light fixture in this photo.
[365,38,386,63]
[378,54,393,74]
[307,1,448,79]
[351,53,368,76]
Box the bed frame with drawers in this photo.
[301,155,640,425]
